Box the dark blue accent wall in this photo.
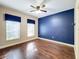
[38,9,74,44]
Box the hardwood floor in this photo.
[0,39,75,59]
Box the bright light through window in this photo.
[6,21,20,40]
[27,23,35,37]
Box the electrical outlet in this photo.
[52,36,55,39]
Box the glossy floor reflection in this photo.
[0,39,75,59]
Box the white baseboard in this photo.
[38,37,74,47]
[0,37,37,49]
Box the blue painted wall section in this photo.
[38,9,74,44]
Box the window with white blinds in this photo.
[27,19,35,37]
[5,14,21,40]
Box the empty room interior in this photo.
[0,0,79,59]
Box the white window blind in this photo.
[6,21,20,40]
[27,23,35,37]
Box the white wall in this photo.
[75,0,79,59]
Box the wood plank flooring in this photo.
[0,39,75,59]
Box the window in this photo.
[6,21,20,40]
[27,19,35,37]
[5,14,21,40]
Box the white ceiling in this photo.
[0,0,75,18]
